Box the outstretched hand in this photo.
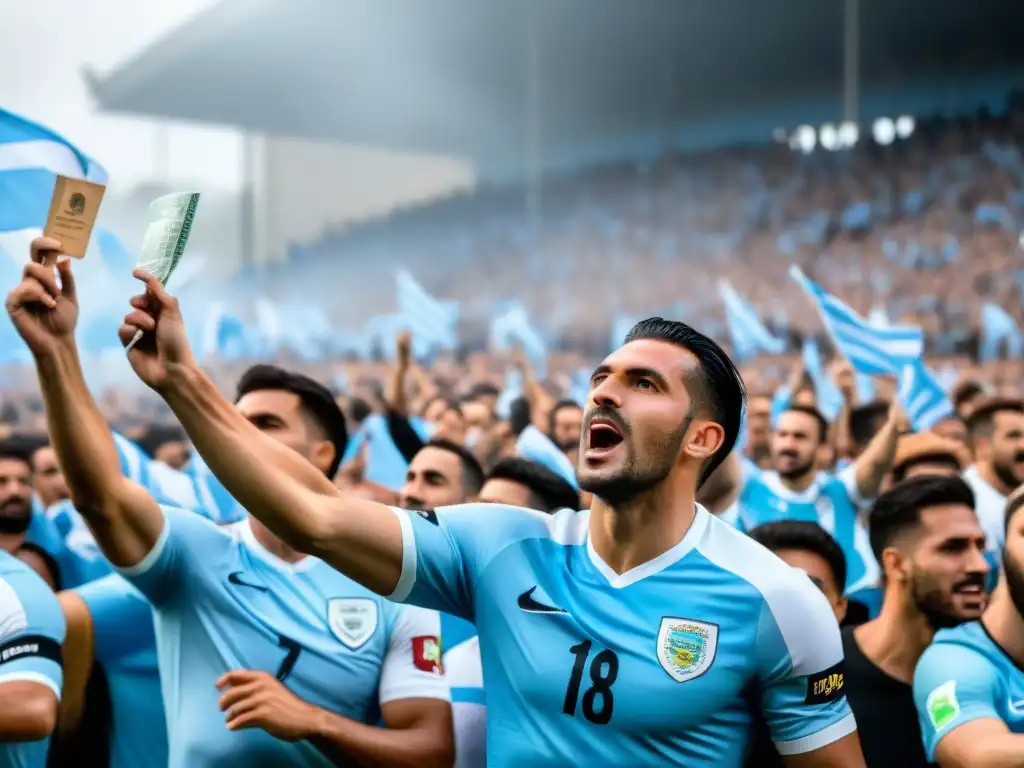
[4,237,79,357]
[119,269,197,391]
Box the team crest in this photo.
[328,598,378,650]
[657,617,718,683]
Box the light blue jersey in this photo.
[75,574,165,768]
[914,621,1024,762]
[731,461,880,604]
[117,508,448,768]
[0,550,65,768]
[389,503,855,766]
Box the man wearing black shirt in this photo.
[844,476,989,767]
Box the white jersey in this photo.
[962,465,1008,553]
[444,636,486,768]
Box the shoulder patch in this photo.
[926,680,961,731]
[805,660,845,704]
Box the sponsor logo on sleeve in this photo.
[926,680,960,731]
[411,509,439,526]
[805,660,845,705]
[0,635,61,667]
[412,635,443,674]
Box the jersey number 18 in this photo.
[562,640,619,725]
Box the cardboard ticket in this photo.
[42,174,107,258]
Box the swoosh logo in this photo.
[228,571,268,592]
[1008,698,1024,716]
[517,586,567,614]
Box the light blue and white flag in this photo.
[516,425,578,490]
[490,303,548,379]
[717,281,785,361]
[200,302,249,360]
[395,269,458,355]
[789,266,924,376]
[897,360,954,432]
[801,338,845,421]
[0,106,108,238]
[979,302,1023,362]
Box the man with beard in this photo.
[727,402,907,614]
[548,400,584,457]
[962,398,1024,556]
[914,484,1024,764]
[845,476,988,767]
[117,271,865,768]
[0,443,59,587]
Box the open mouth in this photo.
[586,419,624,457]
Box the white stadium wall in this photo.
[250,136,476,267]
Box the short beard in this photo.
[911,575,970,630]
[775,457,815,481]
[993,458,1024,493]
[579,417,691,507]
[0,505,31,535]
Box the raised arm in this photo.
[5,239,163,569]
[119,271,405,595]
[851,398,908,500]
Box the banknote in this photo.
[135,192,200,285]
[125,192,200,351]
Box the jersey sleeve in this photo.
[377,604,449,705]
[837,464,869,507]
[386,503,551,621]
[75,574,155,665]
[113,504,233,606]
[913,642,1002,762]
[0,567,66,700]
[757,573,856,756]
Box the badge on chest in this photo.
[328,598,378,650]
[657,617,719,683]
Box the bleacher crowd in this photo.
[1,95,1024,767]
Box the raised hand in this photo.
[118,269,197,391]
[4,237,79,357]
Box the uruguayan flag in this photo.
[0,107,107,247]
[395,270,458,354]
[898,360,954,432]
[717,281,785,361]
[789,266,923,376]
[801,338,845,421]
[490,303,547,378]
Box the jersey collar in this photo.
[585,503,710,589]
[237,517,319,574]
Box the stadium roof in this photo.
[88,0,1024,162]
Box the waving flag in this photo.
[898,360,954,432]
[801,338,845,421]
[717,281,785,361]
[490,303,548,378]
[395,270,458,355]
[789,266,923,375]
[979,302,1023,362]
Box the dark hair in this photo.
[136,424,187,459]
[891,454,963,484]
[748,520,847,592]
[235,365,349,478]
[486,457,580,513]
[850,402,890,448]
[547,399,583,436]
[952,380,985,411]
[469,382,501,400]
[868,475,976,563]
[965,398,1024,438]
[347,397,372,427]
[423,438,485,495]
[0,439,33,468]
[780,405,829,443]
[623,317,745,485]
[508,397,532,437]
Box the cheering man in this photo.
[6,240,453,768]
[111,262,865,765]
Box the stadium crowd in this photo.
[1,98,1024,768]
